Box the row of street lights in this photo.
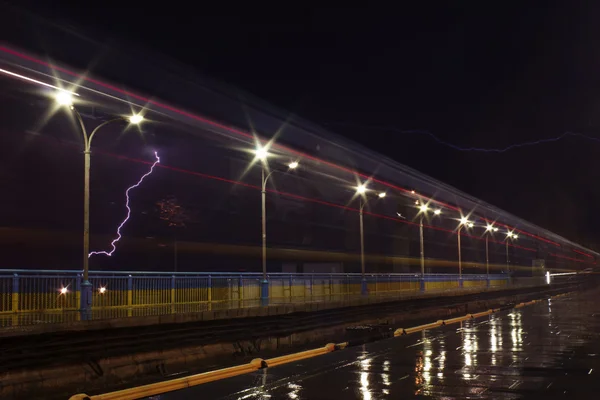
[56,87,523,308]
[255,146,524,299]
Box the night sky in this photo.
[5,2,600,249]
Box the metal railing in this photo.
[0,270,515,316]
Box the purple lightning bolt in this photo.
[89,151,160,257]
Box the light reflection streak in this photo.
[287,383,301,400]
[358,347,372,400]
[437,336,446,380]
[461,320,479,381]
[510,312,523,364]
[415,331,433,395]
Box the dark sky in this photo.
[7,2,600,248]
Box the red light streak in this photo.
[550,253,585,263]
[0,45,575,250]
[573,249,593,258]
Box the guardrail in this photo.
[0,270,513,315]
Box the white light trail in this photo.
[0,68,79,96]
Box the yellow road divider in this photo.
[397,321,444,336]
[70,358,266,400]
[468,310,493,319]
[266,344,336,368]
[442,315,471,325]
[70,292,562,400]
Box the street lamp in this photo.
[457,217,473,284]
[416,203,441,291]
[356,183,385,295]
[505,231,518,274]
[255,145,298,305]
[56,94,143,314]
[484,224,499,281]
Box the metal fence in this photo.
[0,270,514,315]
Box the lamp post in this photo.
[356,184,385,295]
[457,217,474,287]
[416,202,441,291]
[484,224,499,286]
[505,231,518,275]
[255,146,298,306]
[56,92,143,314]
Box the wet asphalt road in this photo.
[154,288,600,399]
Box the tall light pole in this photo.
[484,224,499,284]
[416,202,441,291]
[255,145,298,305]
[457,217,474,286]
[56,92,143,314]
[505,231,518,275]
[356,184,385,295]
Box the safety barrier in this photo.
[0,270,515,315]
[70,289,564,400]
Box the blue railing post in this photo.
[207,275,212,304]
[361,276,368,296]
[261,275,269,306]
[239,275,244,303]
[310,274,314,297]
[171,275,176,304]
[80,274,92,318]
[289,275,293,300]
[420,275,426,292]
[486,275,491,288]
[127,274,133,307]
[12,274,19,312]
[77,273,91,320]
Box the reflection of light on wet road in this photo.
[160,289,600,400]
[437,335,446,380]
[358,348,372,400]
[461,321,479,381]
[287,383,301,399]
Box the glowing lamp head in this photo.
[513,234,519,239]
[378,192,386,198]
[460,217,470,225]
[59,287,68,295]
[128,114,144,124]
[419,204,429,213]
[493,227,499,232]
[467,222,474,228]
[99,287,107,294]
[288,161,299,169]
[255,146,269,161]
[486,224,494,232]
[55,91,73,106]
[434,209,441,215]
[356,184,367,194]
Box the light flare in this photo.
[89,151,160,257]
